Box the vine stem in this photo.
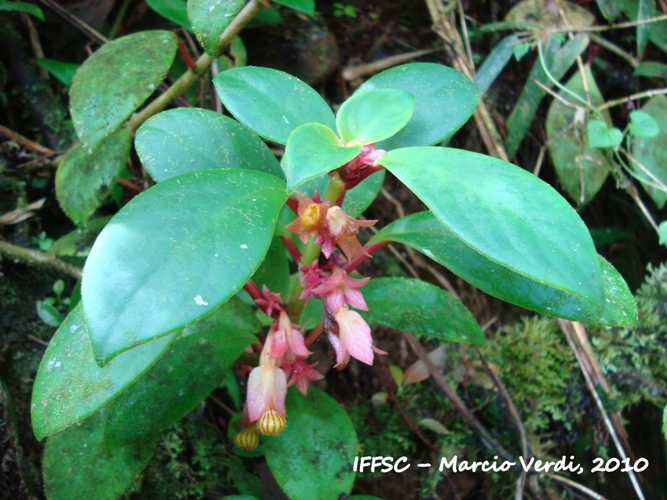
[547,13,667,33]
[125,0,265,133]
[0,241,83,280]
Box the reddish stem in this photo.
[285,197,299,214]
[243,279,262,302]
[280,235,302,262]
[177,39,195,70]
[335,191,346,207]
[304,321,324,346]
[343,240,391,273]
[343,164,385,190]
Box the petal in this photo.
[269,367,288,416]
[327,331,348,368]
[343,287,368,311]
[247,365,271,421]
[325,289,346,315]
[289,329,312,357]
[335,307,374,365]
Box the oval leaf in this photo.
[56,128,132,227]
[48,216,112,258]
[147,0,190,30]
[31,303,177,440]
[82,169,287,365]
[355,63,478,150]
[70,31,177,148]
[629,109,660,138]
[43,407,158,500]
[263,387,357,500]
[214,67,336,144]
[586,120,623,149]
[284,123,361,191]
[104,298,258,449]
[597,255,638,326]
[336,88,415,145]
[360,278,484,345]
[187,0,245,56]
[135,108,283,182]
[631,95,667,208]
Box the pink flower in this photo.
[285,192,330,244]
[246,361,287,422]
[312,266,369,314]
[299,261,325,300]
[345,144,386,173]
[322,206,376,261]
[269,311,311,360]
[288,359,324,395]
[255,285,282,317]
[329,304,375,368]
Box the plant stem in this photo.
[108,0,132,40]
[0,241,83,280]
[588,34,639,69]
[126,0,265,132]
[598,88,667,111]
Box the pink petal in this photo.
[327,331,348,367]
[343,287,368,311]
[325,289,346,315]
[247,365,287,421]
[288,329,312,357]
[270,327,289,359]
[335,307,374,365]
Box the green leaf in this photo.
[187,0,245,56]
[82,169,287,365]
[43,408,158,500]
[506,0,594,29]
[636,0,652,55]
[263,387,357,500]
[369,211,615,323]
[31,303,177,440]
[135,108,283,182]
[284,123,361,191]
[506,34,589,157]
[104,299,258,449]
[48,216,112,258]
[70,31,177,148]
[360,278,485,345]
[336,88,415,145]
[474,35,519,94]
[546,65,612,205]
[36,58,79,87]
[36,301,63,327]
[631,95,667,208]
[214,67,336,145]
[596,256,637,326]
[586,120,623,148]
[663,403,667,443]
[379,147,605,314]
[356,63,478,150]
[596,0,621,20]
[251,237,291,298]
[0,0,44,20]
[659,221,667,245]
[55,128,132,227]
[630,110,659,138]
[246,7,282,28]
[512,41,531,61]
[633,61,667,80]
[147,0,190,30]
[273,0,315,15]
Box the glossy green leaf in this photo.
[284,123,361,191]
[379,147,605,316]
[634,61,667,80]
[356,63,478,150]
[147,0,190,30]
[264,387,357,500]
[31,303,177,440]
[56,128,132,227]
[597,256,637,326]
[273,0,314,15]
[104,299,258,449]
[630,110,659,138]
[48,216,112,258]
[513,42,531,61]
[187,0,245,56]
[36,58,79,87]
[369,212,628,324]
[36,301,63,327]
[136,108,283,182]
[251,237,291,298]
[43,408,158,500]
[82,169,287,365]
[659,221,667,245]
[546,65,611,205]
[596,0,621,20]
[586,120,623,148]
[214,67,336,145]
[474,35,519,94]
[336,88,415,145]
[70,31,177,148]
[631,95,667,208]
[360,278,485,345]
[506,34,589,157]
[0,0,44,20]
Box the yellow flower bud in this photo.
[258,409,287,436]
[234,425,260,451]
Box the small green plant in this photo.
[334,2,357,18]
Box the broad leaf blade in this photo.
[379,147,605,316]
[43,408,158,500]
[597,256,637,326]
[251,237,291,298]
[214,67,336,144]
[273,0,315,15]
[70,31,177,148]
[284,123,361,191]
[36,58,79,87]
[264,387,357,500]
[187,0,245,56]
[56,128,132,227]
[545,64,611,206]
[336,88,415,145]
[475,35,519,95]
[82,169,287,364]
[135,108,283,182]
[147,0,190,30]
[361,278,484,345]
[104,298,258,449]
[31,303,177,440]
[356,63,478,150]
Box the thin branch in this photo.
[342,49,439,81]
[547,13,667,33]
[598,88,667,111]
[0,241,82,280]
[589,34,639,69]
[544,472,607,500]
[0,125,57,155]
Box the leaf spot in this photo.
[194,295,209,306]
